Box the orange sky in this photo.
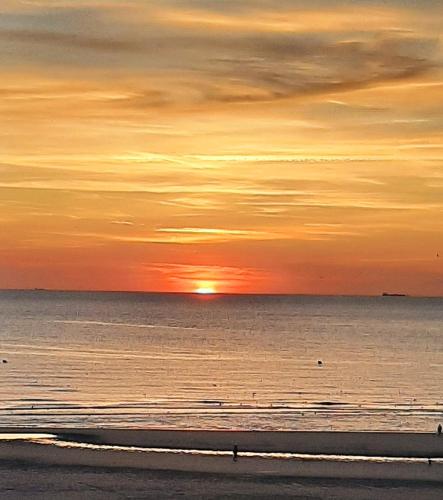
[1,0,442,295]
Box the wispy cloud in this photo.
[110,220,134,226]
[0,29,144,52]
[0,3,439,106]
[157,227,254,235]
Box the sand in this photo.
[1,461,443,500]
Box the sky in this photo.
[1,0,442,295]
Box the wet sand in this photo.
[1,461,443,500]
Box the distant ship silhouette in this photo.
[382,292,407,297]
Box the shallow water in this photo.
[0,290,442,431]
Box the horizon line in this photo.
[1,287,442,299]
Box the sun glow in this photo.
[195,285,216,294]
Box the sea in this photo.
[0,290,442,432]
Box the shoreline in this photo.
[1,429,442,483]
[0,430,443,484]
[2,428,443,458]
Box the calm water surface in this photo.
[0,291,442,431]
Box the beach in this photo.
[2,461,443,500]
[3,461,443,500]
[1,429,442,498]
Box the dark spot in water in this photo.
[315,401,349,406]
[198,399,223,405]
[49,388,78,393]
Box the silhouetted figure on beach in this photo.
[233,444,238,462]
[438,424,442,436]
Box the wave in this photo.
[51,320,206,331]
[0,343,233,361]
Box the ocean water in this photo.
[0,290,442,431]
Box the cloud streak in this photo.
[0,29,144,52]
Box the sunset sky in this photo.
[1,0,442,295]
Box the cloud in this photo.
[202,36,438,104]
[154,227,282,242]
[110,220,134,226]
[0,29,144,52]
[0,3,440,107]
[157,227,261,235]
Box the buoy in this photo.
[317,360,323,366]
